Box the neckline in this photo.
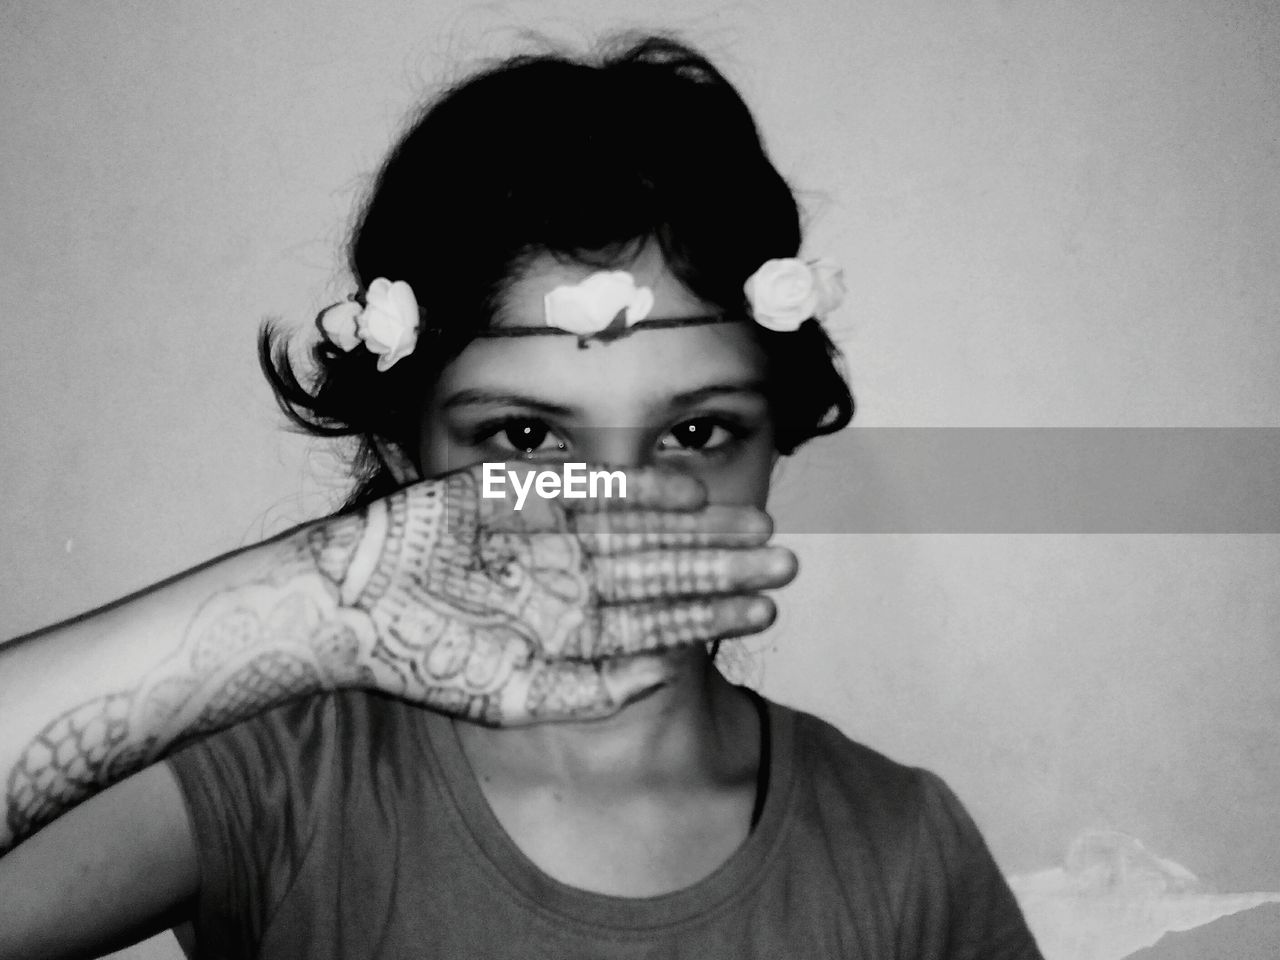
[420,689,795,932]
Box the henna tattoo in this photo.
[4,465,764,847]
[524,662,615,720]
[4,693,135,842]
[598,550,734,603]
[2,566,359,851]
[303,474,743,723]
[189,653,325,731]
[424,686,501,726]
[335,478,596,717]
[307,510,367,590]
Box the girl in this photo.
[0,35,1041,959]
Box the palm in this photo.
[342,463,788,726]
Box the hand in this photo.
[308,461,796,725]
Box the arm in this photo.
[1,462,788,855]
[0,764,198,960]
[0,505,356,856]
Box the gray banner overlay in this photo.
[438,429,1280,533]
[774,428,1280,533]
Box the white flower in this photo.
[543,271,656,336]
[744,258,845,332]
[317,300,363,352]
[358,278,420,371]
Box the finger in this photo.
[563,466,707,514]
[501,654,677,724]
[587,595,778,657]
[593,546,797,603]
[573,505,774,554]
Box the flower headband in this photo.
[531,257,844,346]
[316,257,843,366]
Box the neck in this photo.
[457,647,757,790]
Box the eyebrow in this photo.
[441,389,576,416]
[666,381,768,406]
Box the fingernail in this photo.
[747,597,775,626]
[768,548,797,578]
[743,510,773,537]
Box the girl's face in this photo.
[416,247,776,508]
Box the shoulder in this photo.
[766,698,1042,958]
[776,699,913,777]
[766,697,988,871]
[771,697,936,815]
[163,691,433,952]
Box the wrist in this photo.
[305,489,424,612]
[298,486,450,695]
[334,499,391,606]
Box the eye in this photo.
[478,418,567,457]
[659,417,741,453]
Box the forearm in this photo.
[0,507,383,855]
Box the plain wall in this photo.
[2,2,1277,958]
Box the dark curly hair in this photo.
[261,34,854,510]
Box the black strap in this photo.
[473,315,736,338]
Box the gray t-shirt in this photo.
[167,690,1042,959]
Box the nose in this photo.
[571,426,656,469]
